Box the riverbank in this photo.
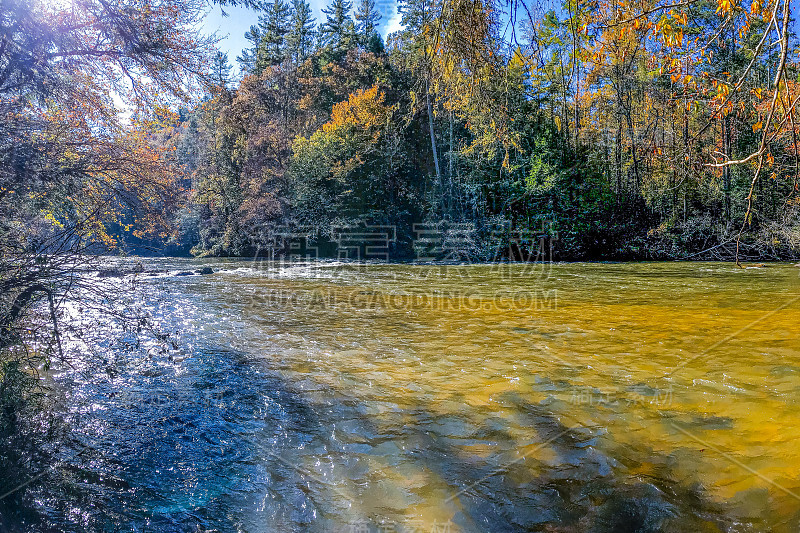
[128,225,800,263]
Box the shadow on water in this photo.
[400,392,725,532]
[328,386,800,532]
[1,345,336,532]
[3,343,800,532]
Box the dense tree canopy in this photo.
[159,0,800,262]
[4,0,800,311]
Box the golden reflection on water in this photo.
[185,261,800,530]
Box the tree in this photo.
[319,0,355,53]
[170,0,800,263]
[397,0,436,33]
[238,23,265,72]
[287,0,317,64]
[0,2,213,508]
[211,51,232,89]
[0,0,216,106]
[238,0,291,74]
[355,0,381,42]
[257,0,292,70]
[0,0,214,305]
[291,85,417,230]
[0,0,214,439]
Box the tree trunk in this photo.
[426,88,442,214]
[723,115,731,219]
[626,111,641,190]
[615,119,623,195]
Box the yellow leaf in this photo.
[716,0,734,14]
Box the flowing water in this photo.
[14,260,800,531]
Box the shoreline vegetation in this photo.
[84,256,797,283]
[107,0,800,266]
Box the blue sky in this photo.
[203,0,402,71]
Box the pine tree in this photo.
[238,1,292,74]
[237,24,264,72]
[354,0,381,42]
[319,0,354,51]
[256,0,292,71]
[286,0,316,64]
[398,0,436,32]
[211,51,232,89]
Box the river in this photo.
[14,260,800,531]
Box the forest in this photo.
[2,0,799,267]
[153,0,800,262]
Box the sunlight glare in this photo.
[38,0,74,12]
